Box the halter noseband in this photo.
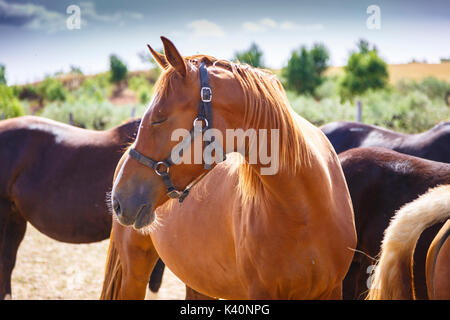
[128,62,225,203]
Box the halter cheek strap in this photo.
[128,62,225,203]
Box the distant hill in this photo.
[326,62,450,83]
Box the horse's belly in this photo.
[11,175,111,243]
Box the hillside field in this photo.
[326,62,450,83]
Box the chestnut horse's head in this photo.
[111,37,245,229]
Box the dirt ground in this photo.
[11,224,185,300]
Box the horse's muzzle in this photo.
[112,193,154,229]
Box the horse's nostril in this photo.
[113,199,121,215]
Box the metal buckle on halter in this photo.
[154,161,170,176]
[193,116,209,129]
[201,87,212,102]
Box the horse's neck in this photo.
[241,117,317,213]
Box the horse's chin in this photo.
[132,209,155,230]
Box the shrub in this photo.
[17,84,39,100]
[128,76,153,104]
[282,44,330,95]
[39,99,147,130]
[37,77,68,102]
[397,77,450,102]
[0,84,24,119]
[288,90,354,127]
[73,78,106,103]
[313,76,340,100]
[288,84,450,133]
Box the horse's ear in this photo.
[160,36,186,77]
[147,44,168,70]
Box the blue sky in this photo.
[1,0,449,84]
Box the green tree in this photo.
[234,43,264,68]
[339,39,388,102]
[282,43,330,95]
[70,65,83,75]
[0,84,24,119]
[109,54,128,84]
[0,64,6,85]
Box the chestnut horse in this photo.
[102,37,356,299]
[339,147,450,299]
[321,121,450,162]
[366,185,450,300]
[0,115,143,299]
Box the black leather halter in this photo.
[128,62,224,203]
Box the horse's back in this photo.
[405,122,450,163]
[322,120,450,163]
[320,121,395,154]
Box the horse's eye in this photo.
[151,118,167,126]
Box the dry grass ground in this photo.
[326,62,450,83]
[11,224,185,300]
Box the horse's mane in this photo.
[153,55,311,203]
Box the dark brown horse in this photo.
[339,147,450,299]
[0,115,142,299]
[321,121,450,162]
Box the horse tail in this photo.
[366,185,450,300]
[148,258,165,293]
[425,220,450,299]
[100,230,122,300]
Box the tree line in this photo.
[233,39,389,103]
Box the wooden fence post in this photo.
[356,100,362,123]
[69,112,74,125]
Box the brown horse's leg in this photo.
[185,285,217,300]
[113,220,159,300]
[0,200,27,299]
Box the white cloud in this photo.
[0,0,143,32]
[243,21,266,32]
[243,18,324,33]
[0,0,66,31]
[260,18,277,28]
[187,19,225,37]
[243,18,277,32]
[79,2,143,24]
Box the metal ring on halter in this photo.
[154,161,170,176]
[193,117,209,128]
